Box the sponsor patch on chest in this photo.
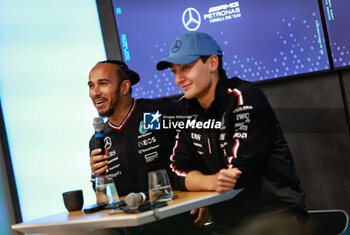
[144,151,159,163]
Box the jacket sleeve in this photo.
[225,85,279,188]
[169,129,199,191]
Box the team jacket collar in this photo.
[108,99,137,130]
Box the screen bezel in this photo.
[96,0,334,90]
[318,0,350,71]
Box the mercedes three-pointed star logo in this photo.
[172,40,182,53]
[182,7,201,31]
[104,136,112,150]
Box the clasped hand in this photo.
[212,168,242,193]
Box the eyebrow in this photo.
[87,78,110,85]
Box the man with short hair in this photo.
[156,32,307,229]
[88,60,175,196]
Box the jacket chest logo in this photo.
[191,133,201,141]
[104,136,112,149]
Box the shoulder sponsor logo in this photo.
[193,142,203,148]
[182,7,201,31]
[109,163,120,171]
[221,112,226,126]
[108,171,122,178]
[238,124,248,131]
[138,145,160,154]
[108,150,119,164]
[144,151,159,163]
[233,105,253,113]
[137,136,157,148]
[219,133,226,141]
[108,156,119,164]
[236,112,250,121]
[139,121,148,134]
[235,120,249,131]
[138,131,152,139]
[220,142,228,148]
[108,150,117,158]
[233,132,247,139]
[191,133,201,141]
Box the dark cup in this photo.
[62,190,84,212]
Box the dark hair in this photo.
[97,60,140,94]
[200,55,224,73]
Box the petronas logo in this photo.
[221,112,226,126]
[139,121,148,134]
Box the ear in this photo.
[120,80,131,96]
[208,55,219,73]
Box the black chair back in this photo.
[307,210,349,235]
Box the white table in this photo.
[12,190,242,234]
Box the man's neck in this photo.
[108,97,133,126]
[197,74,219,110]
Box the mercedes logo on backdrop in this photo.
[182,7,201,31]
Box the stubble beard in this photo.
[98,106,115,118]
[96,86,121,118]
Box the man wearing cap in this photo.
[156,32,307,229]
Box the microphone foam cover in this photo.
[93,117,104,132]
[125,193,140,207]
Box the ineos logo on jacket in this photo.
[137,137,157,147]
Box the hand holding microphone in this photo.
[90,117,108,175]
[90,149,108,175]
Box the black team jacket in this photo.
[89,98,177,197]
[170,70,307,221]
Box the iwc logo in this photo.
[182,7,201,31]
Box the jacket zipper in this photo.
[207,138,212,154]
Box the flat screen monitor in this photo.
[102,0,330,98]
[321,0,350,69]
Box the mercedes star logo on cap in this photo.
[172,40,182,53]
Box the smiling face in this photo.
[171,55,220,109]
[88,63,123,117]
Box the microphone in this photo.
[93,117,105,155]
[125,192,149,207]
